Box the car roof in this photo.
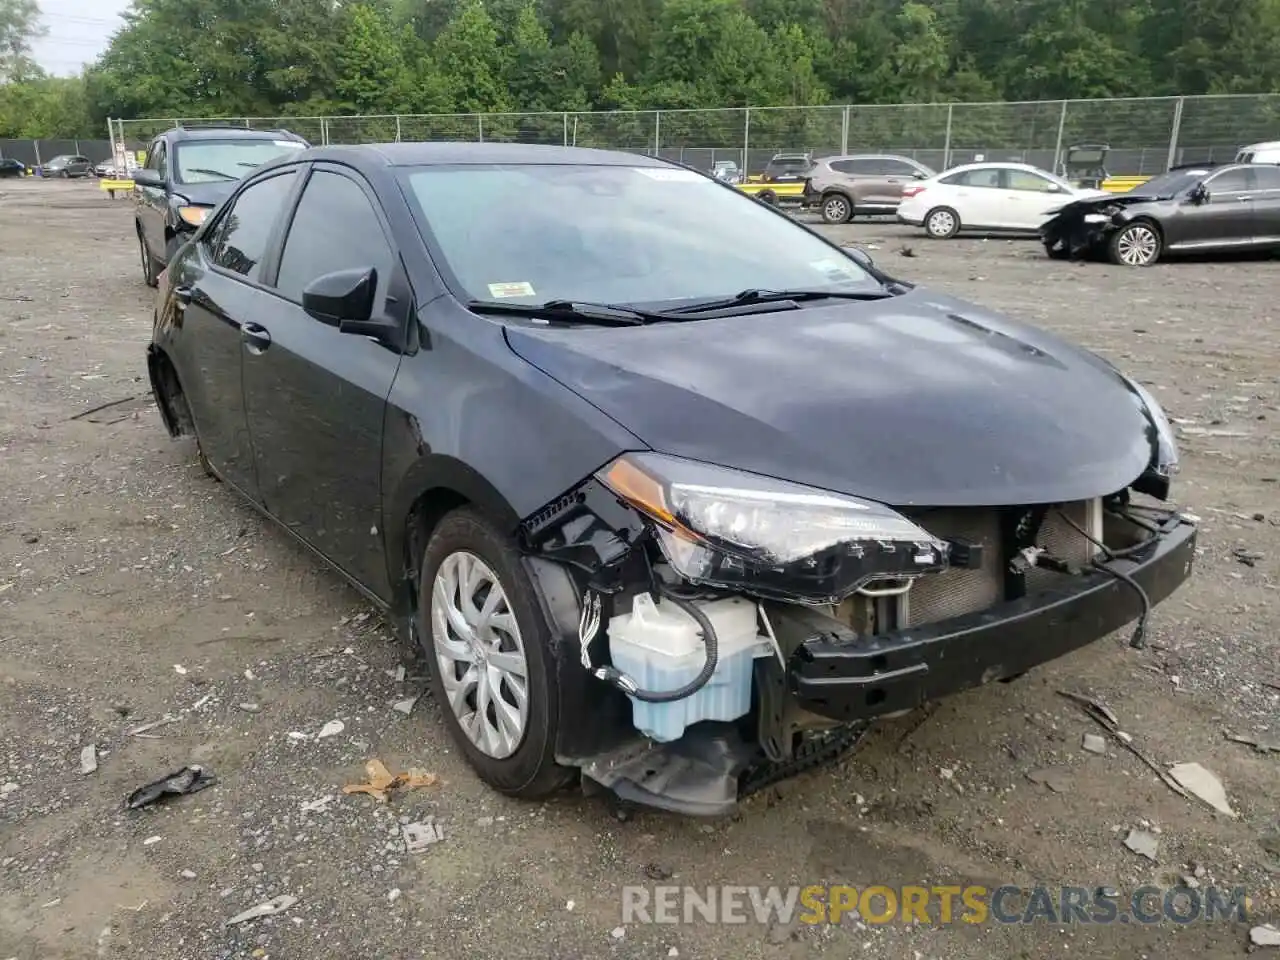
[1239,141,1280,151]
[946,161,1047,173]
[823,153,921,161]
[277,141,672,168]
[164,126,306,143]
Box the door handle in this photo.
[241,322,272,354]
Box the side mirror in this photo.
[131,168,162,187]
[302,267,405,349]
[302,267,377,327]
[844,246,874,270]
[913,171,927,180]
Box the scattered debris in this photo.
[142,836,162,846]
[1167,762,1236,818]
[224,894,298,927]
[1081,733,1107,755]
[898,245,916,258]
[645,863,674,881]
[1026,768,1072,793]
[0,782,17,796]
[173,664,187,675]
[386,666,406,682]
[342,759,439,804]
[566,900,575,911]
[238,703,260,713]
[287,731,310,741]
[125,766,216,810]
[1260,833,1280,858]
[388,888,402,904]
[127,715,179,737]
[939,767,955,780]
[1250,924,1280,947]
[402,819,445,852]
[300,796,334,813]
[317,720,344,739]
[611,927,626,940]
[391,696,420,716]
[179,869,197,880]
[80,745,98,775]
[67,395,142,423]
[1233,548,1264,567]
[1057,690,1194,803]
[1123,828,1160,862]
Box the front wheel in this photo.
[821,193,852,224]
[1109,221,1162,266]
[924,206,961,239]
[419,508,574,799]
[757,190,777,206]
[1044,239,1070,260]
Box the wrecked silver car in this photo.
[147,141,1197,817]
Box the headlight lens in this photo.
[1128,379,1179,477]
[177,205,211,227]
[596,453,948,603]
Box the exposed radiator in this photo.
[896,499,1103,628]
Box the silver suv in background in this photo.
[804,154,936,223]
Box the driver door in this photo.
[240,165,408,597]
[1173,167,1256,247]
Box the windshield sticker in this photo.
[487,281,536,299]
[632,167,704,182]
[809,258,862,281]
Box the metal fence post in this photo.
[841,105,850,156]
[395,115,402,142]
[1166,97,1185,171]
[942,103,954,169]
[743,108,751,174]
[563,112,568,146]
[1052,99,1069,175]
[654,111,661,155]
[320,118,329,146]
[478,115,484,142]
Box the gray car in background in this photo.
[804,154,936,223]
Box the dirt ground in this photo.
[1,178,1277,960]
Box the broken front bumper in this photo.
[787,514,1197,723]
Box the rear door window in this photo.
[942,168,1002,188]
[207,171,297,283]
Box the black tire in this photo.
[138,226,158,288]
[923,206,961,239]
[1108,220,1162,266]
[757,190,777,206]
[418,508,574,799]
[1044,239,1069,260]
[820,193,853,224]
[59,169,69,179]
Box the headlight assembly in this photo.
[596,453,948,603]
[1127,379,1179,478]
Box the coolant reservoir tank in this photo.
[607,592,767,743]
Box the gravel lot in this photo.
[2,178,1278,960]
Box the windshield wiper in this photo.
[467,299,667,327]
[665,287,897,315]
[184,167,238,181]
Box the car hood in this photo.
[173,180,238,206]
[504,288,1155,507]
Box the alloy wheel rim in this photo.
[431,551,529,760]
[928,211,955,236]
[825,197,848,220]
[1117,226,1157,265]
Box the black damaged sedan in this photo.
[147,142,1195,815]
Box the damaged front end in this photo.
[1041,195,1164,260]
[519,441,1197,817]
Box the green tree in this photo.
[0,0,43,82]
[337,2,414,113]
[432,0,512,112]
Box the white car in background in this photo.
[897,162,1109,239]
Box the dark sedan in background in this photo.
[40,154,93,178]
[147,142,1193,816]
[1042,162,1280,265]
[133,124,309,286]
[0,158,26,178]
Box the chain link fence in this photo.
[110,93,1280,177]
